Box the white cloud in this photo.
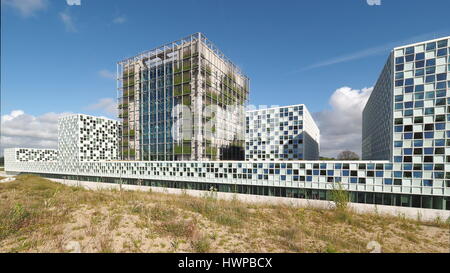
[2,0,47,17]
[1,110,25,122]
[113,16,126,24]
[86,98,117,117]
[59,10,76,32]
[98,69,116,80]
[1,110,72,155]
[313,86,373,158]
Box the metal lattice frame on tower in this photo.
[117,33,249,161]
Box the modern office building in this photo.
[362,55,394,160]
[4,35,450,211]
[12,148,58,162]
[5,145,450,210]
[363,37,450,169]
[245,104,320,161]
[118,33,249,161]
[58,114,120,162]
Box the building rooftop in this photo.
[60,113,119,123]
[393,35,450,50]
[117,32,248,80]
[246,104,306,113]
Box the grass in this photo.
[190,234,211,253]
[330,183,349,211]
[0,174,448,253]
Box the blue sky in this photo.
[1,0,450,156]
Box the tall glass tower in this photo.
[117,33,249,161]
[363,36,450,184]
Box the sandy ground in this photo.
[0,175,449,253]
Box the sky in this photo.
[1,0,450,157]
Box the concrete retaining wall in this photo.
[49,178,450,222]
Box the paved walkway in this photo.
[0,177,16,183]
[0,171,15,178]
[0,171,16,183]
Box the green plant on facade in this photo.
[206,90,218,101]
[174,86,183,97]
[182,61,191,71]
[182,74,191,83]
[174,65,182,73]
[174,74,182,85]
[226,71,236,82]
[183,84,191,94]
[173,73,191,85]
[183,51,191,59]
[123,67,135,78]
[182,96,191,106]
[202,64,212,75]
[205,146,217,156]
[123,80,135,87]
[174,144,192,155]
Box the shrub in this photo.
[0,203,31,240]
[330,183,349,211]
[161,219,197,239]
[191,234,211,253]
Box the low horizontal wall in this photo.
[50,178,450,222]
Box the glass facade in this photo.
[18,171,450,210]
[118,33,249,161]
[362,55,393,160]
[246,104,320,160]
[5,159,450,210]
[391,38,450,170]
[363,37,450,185]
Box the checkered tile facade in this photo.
[246,105,320,161]
[13,148,58,162]
[58,114,120,162]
